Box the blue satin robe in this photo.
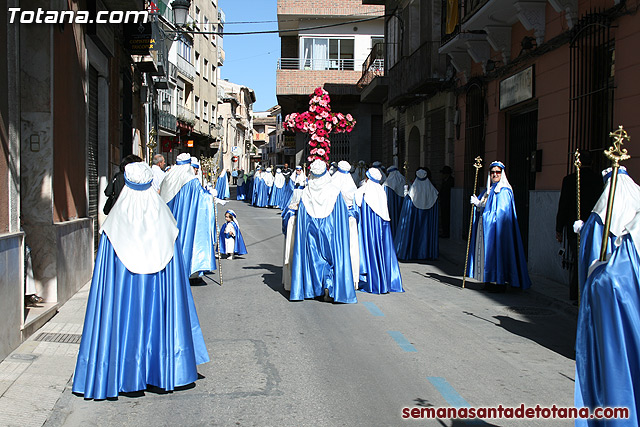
[215,174,230,199]
[219,221,248,255]
[72,236,209,399]
[578,213,617,296]
[167,179,217,276]
[280,179,294,210]
[385,187,404,239]
[575,233,640,426]
[236,178,247,201]
[467,186,531,289]
[269,183,285,208]
[290,194,357,304]
[394,197,439,260]
[356,201,404,294]
[253,179,270,208]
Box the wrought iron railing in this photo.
[357,43,386,89]
[440,0,490,45]
[277,58,356,71]
[176,54,195,81]
[177,104,195,125]
[159,110,177,131]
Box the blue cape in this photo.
[467,186,531,288]
[215,174,230,199]
[394,197,439,260]
[73,235,209,399]
[290,194,357,304]
[280,179,295,210]
[219,220,248,255]
[167,179,217,276]
[385,186,405,239]
[575,232,640,426]
[356,201,404,294]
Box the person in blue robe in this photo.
[281,167,306,291]
[73,162,209,400]
[215,168,230,200]
[467,161,531,291]
[236,171,247,201]
[250,166,262,205]
[268,168,286,209]
[290,159,357,304]
[575,201,640,426]
[394,168,439,260]
[332,160,360,289]
[576,167,639,295]
[159,153,217,277]
[283,165,306,209]
[355,168,404,294]
[383,165,406,238]
[254,167,273,208]
[219,209,248,258]
[280,175,295,210]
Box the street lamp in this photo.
[171,0,191,28]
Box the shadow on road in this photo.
[242,263,289,299]
[414,271,484,291]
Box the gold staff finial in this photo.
[605,125,631,166]
[574,149,581,169]
[473,156,483,170]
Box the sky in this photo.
[219,0,279,112]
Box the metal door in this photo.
[88,66,99,252]
[508,108,538,257]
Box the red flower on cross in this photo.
[283,87,356,164]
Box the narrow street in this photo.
[41,198,577,427]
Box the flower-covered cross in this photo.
[283,87,356,164]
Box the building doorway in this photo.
[407,126,421,179]
[508,107,538,257]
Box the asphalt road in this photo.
[45,196,577,427]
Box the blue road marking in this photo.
[362,302,384,317]
[427,377,487,425]
[427,377,471,408]
[387,331,417,352]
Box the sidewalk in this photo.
[0,237,577,426]
[0,283,89,427]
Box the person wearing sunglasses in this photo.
[467,161,531,292]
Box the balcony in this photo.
[357,43,388,103]
[387,41,447,106]
[276,58,361,97]
[175,54,195,82]
[278,58,355,71]
[439,0,568,76]
[158,110,177,132]
[177,105,195,126]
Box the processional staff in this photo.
[463,157,483,289]
[574,149,582,305]
[599,126,631,262]
[203,155,224,286]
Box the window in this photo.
[195,96,200,117]
[195,51,200,74]
[178,38,192,62]
[386,15,401,69]
[300,37,355,70]
[204,16,209,38]
[203,101,208,122]
[203,58,209,80]
[211,63,216,83]
[195,7,200,29]
[211,103,215,121]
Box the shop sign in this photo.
[499,66,534,110]
[284,135,296,148]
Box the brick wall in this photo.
[276,70,362,95]
[278,0,384,16]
